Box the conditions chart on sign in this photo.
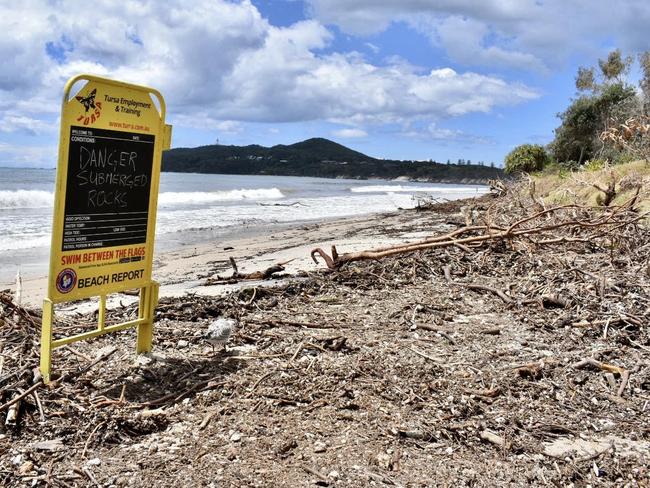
[62,126,155,251]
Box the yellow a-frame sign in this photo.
[41,74,171,383]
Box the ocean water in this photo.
[0,168,485,283]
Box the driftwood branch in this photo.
[311,205,648,270]
[204,257,289,285]
[571,357,631,397]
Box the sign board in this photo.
[40,74,171,383]
[48,76,169,302]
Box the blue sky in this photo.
[1,0,649,167]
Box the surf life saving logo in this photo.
[56,268,77,294]
[75,88,102,126]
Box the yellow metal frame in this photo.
[41,74,170,383]
[40,282,159,383]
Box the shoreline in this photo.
[14,203,464,307]
[0,171,487,291]
[158,169,498,186]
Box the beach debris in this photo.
[543,436,650,460]
[311,202,648,270]
[479,429,511,450]
[31,439,64,451]
[571,357,630,396]
[258,201,306,207]
[14,270,22,307]
[488,179,508,196]
[203,257,289,285]
[313,440,327,453]
[0,181,648,485]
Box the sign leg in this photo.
[40,299,54,384]
[137,282,158,353]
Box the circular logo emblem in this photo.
[56,268,77,294]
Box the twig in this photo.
[617,370,630,397]
[0,380,43,411]
[246,318,338,329]
[245,287,258,306]
[300,464,328,482]
[81,467,101,488]
[142,376,226,407]
[33,389,45,422]
[461,283,513,304]
[629,339,650,353]
[571,358,626,375]
[51,347,118,386]
[479,429,510,450]
[205,257,286,284]
[227,353,288,360]
[442,265,452,283]
[408,347,443,363]
[81,422,106,458]
[290,342,304,362]
[248,371,275,396]
[199,411,217,430]
[62,346,92,362]
[5,391,22,426]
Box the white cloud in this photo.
[431,16,546,72]
[304,0,650,70]
[364,42,380,54]
[305,0,536,36]
[0,0,269,116]
[215,121,244,134]
[332,128,367,138]
[0,0,537,149]
[401,123,494,145]
[217,25,537,123]
[172,114,245,134]
[0,113,55,134]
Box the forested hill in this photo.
[162,138,502,183]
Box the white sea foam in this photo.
[350,185,483,193]
[0,188,285,209]
[0,190,54,208]
[154,193,420,235]
[0,234,51,251]
[157,188,284,205]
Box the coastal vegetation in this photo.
[527,159,650,211]
[507,49,650,174]
[162,137,502,182]
[503,144,549,174]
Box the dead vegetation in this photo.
[311,183,647,270]
[202,257,290,285]
[532,159,650,214]
[600,116,650,163]
[0,181,649,487]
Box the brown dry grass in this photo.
[531,160,650,213]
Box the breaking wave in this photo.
[0,188,286,209]
[157,188,284,205]
[350,185,481,193]
[0,190,54,209]
[1,235,51,251]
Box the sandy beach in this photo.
[1,189,649,487]
[16,206,455,308]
